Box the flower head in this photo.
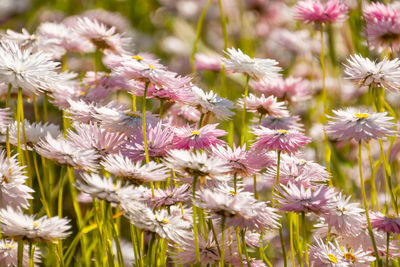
[325,108,396,142]
[370,212,400,234]
[238,94,288,117]
[294,0,348,24]
[173,124,227,150]
[0,239,41,267]
[143,185,191,208]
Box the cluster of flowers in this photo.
[0,0,400,266]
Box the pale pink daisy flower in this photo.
[123,121,174,161]
[196,188,280,231]
[237,93,289,117]
[322,193,365,235]
[35,133,99,171]
[165,103,201,126]
[47,71,81,108]
[212,145,275,177]
[73,17,130,54]
[67,123,126,156]
[172,124,227,150]
[222,47,281,81]
[294,0,348,24]
[0,239,41,267]
[0,207,71,242]
[251,127,311,155]
[251,76,311,102]
[0,150,33,209]
[370,212,400,234]
[343,54,400,91]
[363,2,400,23]
[325,108,396,142]
[0,40,60,94]
[0,108,10,128]
[101,153,169,183]
[82,71,130,91]
[143,184,191,208]
[276,183,336,213]
[260,115,304,131]
[194,53,222,72]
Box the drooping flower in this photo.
[325,108,396,142]
[370,212,400,234]
[0,40,60,94]
[276,183,336,213]
[343,54,400,91]
[222,47,281,81]
[0,207,71,242]
[237,94,289,117]
[101,153,169,183]
[251,127,311,155]
[172,124,227,150]
[294,0,348,24]
[0,150,33,209]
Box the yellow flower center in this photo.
[132,55,144,61]
[4,244,14,249]
[191,130,200,135]
[79,91,88,96]
[229,190,237,195]
[33,222,40,227]
[344,252,356,263]
[148,64,155,70]
[161,218,169,224]
[278,129,288,134]
[328,253,338,263]
[355,113,370,119]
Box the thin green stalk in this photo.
[235,227,244,267]
[132,94,136,112]
[32,93,40,122]
[192,175,201,264]
[279,228,287,267]
[241,75,250,146]
[33,152,51,217]
[190,0,213,76]
[16,87,23,163]
[198,113,205,129]
[301,212,309,267]
[43,94,48,122]
[290,213,295,267]
[272,151,281,208]
[109,205,125,267]
[358,141,381,266]
[142,81,155,197]
[218,0,228,97]
[253,174,258,199]
[241,230,251,267]
[367,142,378,210]
[130,224,140,266]
[386,232,390,267]
[208,219,221,256]
[233,172,238,194]
[220,216,226,266]
[5,84,12,159]
[17,240,24,267]
[29,244,36,267]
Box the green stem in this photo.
[192,175,201,264]
[272,151,281,208]
[235,227,243,267]
[16,87,23,163]
[32,93,40,122]
[387,232,390,267]
[358,142,381,266]
[5,84,12,159]
[301,212,309,267]
[220,216,226,266]
[279,227,287,267]
[241,230,251,267]
[290,213,296,267]
[17,240,24,267]
[33,152,51,217]
[29,244,36,267]
[233,172,238,194]
[241,75,250,146]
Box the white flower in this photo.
[101,153,170,183]
[191,86,234,120]
[343,54,400,91]
[0,239,41,267]
[0,150,33,209]
[222,47,281,81]
[0,40,60,94]
[0,207,71,242]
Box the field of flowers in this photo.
[0,0,400,266]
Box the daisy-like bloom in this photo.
[0,239,41,267]
[122,201,192,244]
[163,149,231,184]
[370,212,400,234]
[46,71,81,108]
[101,153,169,184]
[196,188,280,231]
[309,238,375,267]
[251,127,311,155]
[191,86,235,121]
[212,145,275,177]
[325,108,396,142]
[251,76,311,103]
[65,100,125,124]
[194,53,222,72]
[35,133,99,171]
[276,183,336,213]
[73,17,130,54]
[0,108,10,129]
[0,40,60,94]
[8,119,61,150]
[173,124,227,150]
[0,150,33,209]
[294,0,348,24]
[321,193,364,235]
[165,103,200,126]
[237,94,289,117]
[222,47,281,81]
[260,115,304,131]
[67,123,126,156]
[75,173,145,203]
[364,2,400,23]
[143,184,191,208]
[0,207,71,242]
[123,121,174,161]
[343,54,400,91]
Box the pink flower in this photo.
[173,124,227,150]
[276,183,336,213]
[238,93,289,117]
[143,185,191,208]
[194,53,222,72]
[370,212,400,234]
[364,2,400,23]
[294,0,348,24]
[260,115,304,132]
[251,127,311,154]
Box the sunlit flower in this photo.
[237,94,288,117]
[370,212,400,234]
[294,0,348,24]
[143,184,191,208]
[173,124,227,150]
[260,115,304,132]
